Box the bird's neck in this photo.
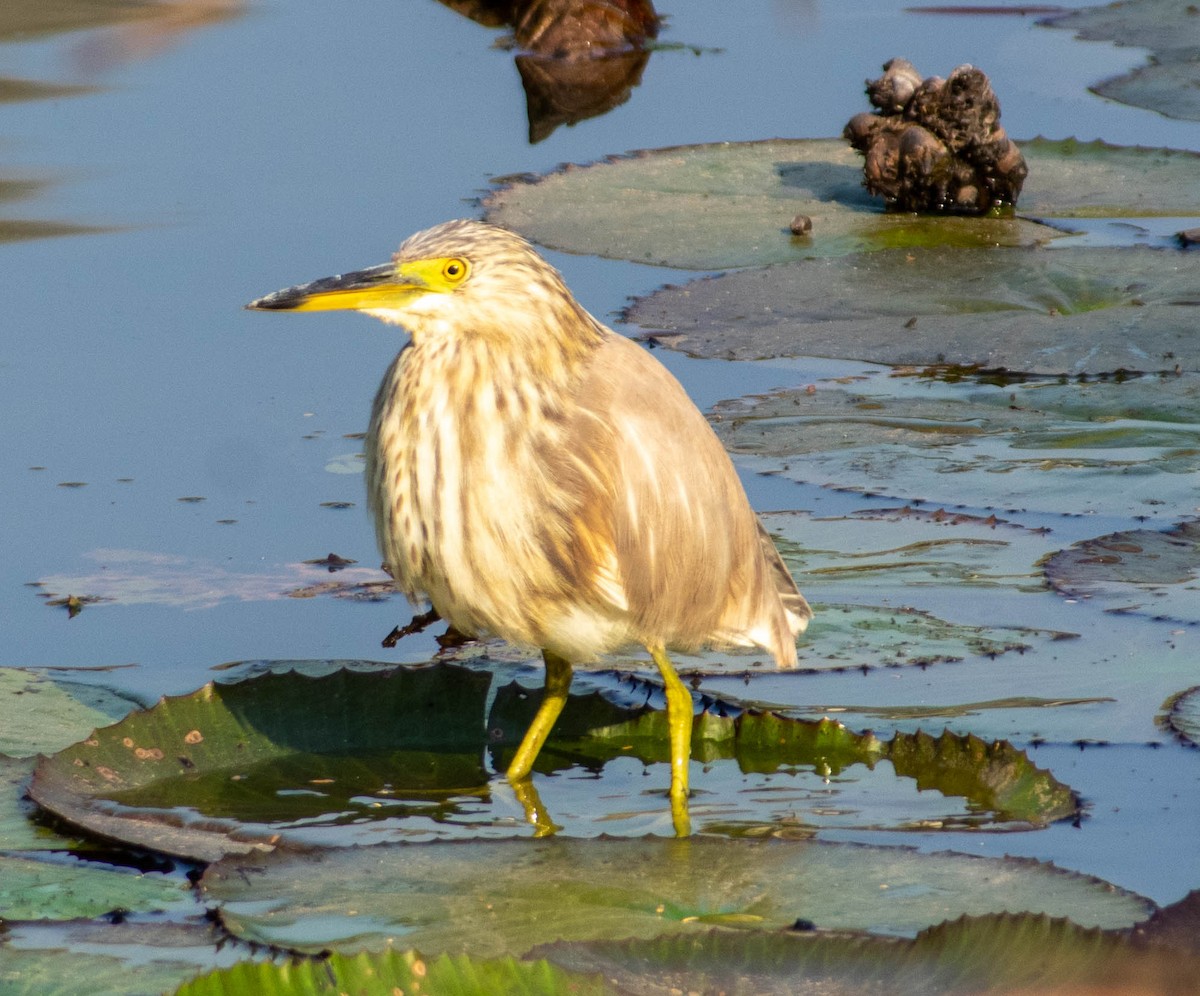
[416,302,604,392]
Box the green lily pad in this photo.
[29,664,1075,858]
[0,668,142,758]
[627,246,1200,374]
[0,755,87,852]
[1043,520,1200,622]
[176,948,606,996]
[0,853,191,922]
[495,684,1076,829]
[482,139,1200,269]
[711,374,1200,518]
[1041,0,1200,122]
[0,920,234,996]
[200,837,1152,955]
[29,664,495,862]
[536,907,1200,995]
[1160,686,1200,747]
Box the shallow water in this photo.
[3,0,1200,921]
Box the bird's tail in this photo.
[757,522,812,650]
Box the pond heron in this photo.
[248,219,811,834]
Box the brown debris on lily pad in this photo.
[845,58,1028,214]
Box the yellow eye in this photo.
[442,258,469,284]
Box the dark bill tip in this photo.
[246,263,403,312]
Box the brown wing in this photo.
[564,333,808,666]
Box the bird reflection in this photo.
[439,0,660,143]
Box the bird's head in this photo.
[247,219,601,354]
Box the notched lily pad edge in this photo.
[26,662,1080,863]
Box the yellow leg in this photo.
[650,645,693,837]
[510,778,561,837]
[506,650,573,783]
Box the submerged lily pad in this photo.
[483,139,1200,268]
[712,374,1200,519]
[1044,520,1200,622]
[29,664,1075,859]
[537,908,1200,996]
[200,837,1152,955]
[1041,0,1200,121]
[626,246,1200,374]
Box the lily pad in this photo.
[1043,520,1200,622]
[1041,0,1200,121]
[711,374,1200,518]
[1160,686,1200,747]
[537,908,1200,995]
[626,246,1200,374]
[200,837,1152,955]
[176,948,605,996]
[0,853,190,922]
[29,664,495,862]
[28,663,1076,858]
[495,685,1076,829]
[0,668,142,758]
[482,139,1200,268]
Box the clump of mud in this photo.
[844,58,1028,214]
